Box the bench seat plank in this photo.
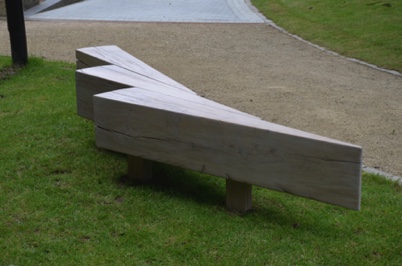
[76,45,192,93]
[93,88,362,210]
[76,65,255,120]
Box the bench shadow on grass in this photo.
[115,161,337,233]
[117,162,227,209]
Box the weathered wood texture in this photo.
[76,45,194,120]
[76,65,257,120]
[76,45,362,210]
[76,45,192,91]
[93,87,362,210]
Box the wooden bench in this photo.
[76,45,362,212]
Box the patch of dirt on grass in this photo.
[0,65,17,80]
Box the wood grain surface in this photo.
[76,45,363,210]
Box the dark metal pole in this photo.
[5,0,28,66]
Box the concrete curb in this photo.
[363,165,402,185]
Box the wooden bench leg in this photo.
[127,155,153,184]
[226,179,252,213]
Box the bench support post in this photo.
[226,179,252,213]
[127,155,153,184]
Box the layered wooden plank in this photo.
[76,45,194,120]
[76,65,255,120]
[76,45,191,92]
[76,45,363,211]
[93,87,362,210]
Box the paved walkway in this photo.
[25,0,266,23]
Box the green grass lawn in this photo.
[1,57,401,264]
[252,0,402,73]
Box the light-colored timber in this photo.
[76,64,256,120]
[93,87,362,210]
[75,45,194,120]
[76,45,363,212]
[76,45,191,92]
